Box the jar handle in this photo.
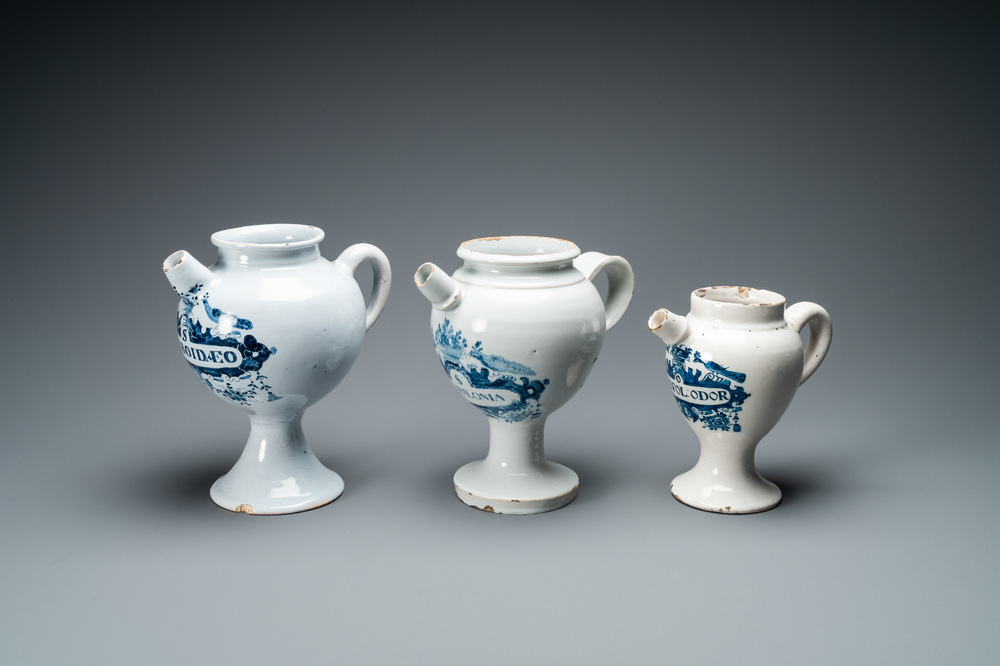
[335,244,392,331]
[573,252,635,331]
[784,302,832,386]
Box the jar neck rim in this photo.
[690,286,786,322]
[456,236,580,266]
[211,224,324,251]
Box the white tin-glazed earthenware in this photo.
[649,286,832,514]
[163,224,390,514]
[416,236,634,514]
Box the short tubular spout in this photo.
[163,250,213,296]
[648,308,688,345]
[414,262,461,310]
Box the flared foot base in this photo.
[210,463,345,515]
[453,460,579,515]
[210,413,345,515]
[670,468,781,515]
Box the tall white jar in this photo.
[163,224,390,514]
[416,236,634,514]
[649,286,832,513]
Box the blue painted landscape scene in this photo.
[433,318,548,422]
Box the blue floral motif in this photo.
[174,284,281,405]
[666,344,750,432]
[433,319,549,422]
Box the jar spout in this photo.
[414,262,462,311]
[648,308,688,345]
[163,250,213,296]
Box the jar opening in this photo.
[694,286,785,307]
[458,236,579,264]
[212,224,324,250]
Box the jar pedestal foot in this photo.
[210,414,344,515]
[669,443,781,514]
[454,460,578,515]
[453,418,578,515]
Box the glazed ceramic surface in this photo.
[649,286,832,514]
[163,224,390,514]
[416,236,634,514]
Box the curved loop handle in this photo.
[784,301,832,386]
[573,252,635,331]
[334,243,392,331]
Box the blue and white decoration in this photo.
[666,344,750,432]
[175,283,281,405]
[433,319,549,422]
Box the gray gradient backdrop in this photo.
[2,2,998,663]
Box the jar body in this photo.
[666,313,802,451]
[175,253,365,416]
[430,278,604,425]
